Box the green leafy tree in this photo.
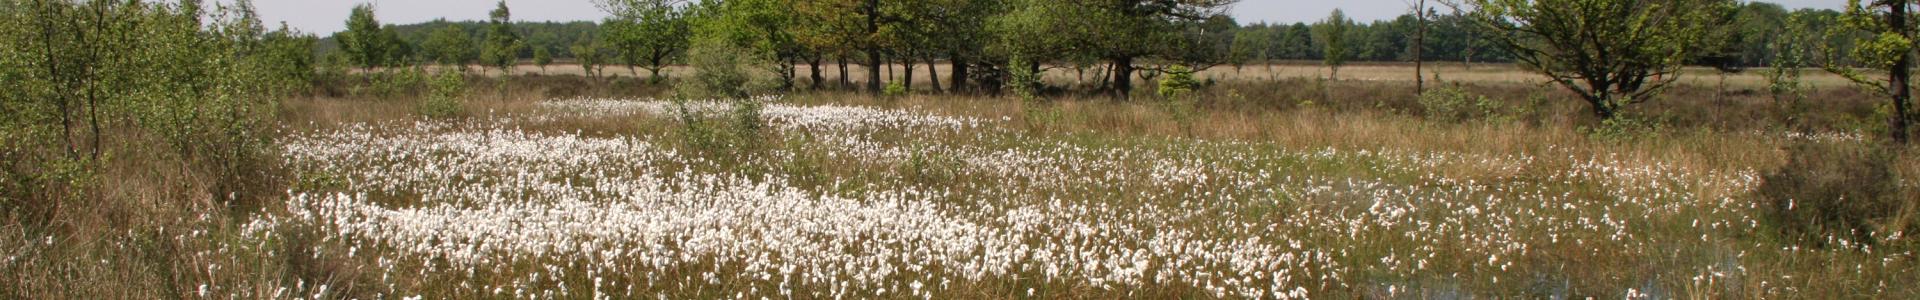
[533,47,553,74]
[1827,0,1918,143]
[571,34,607,80]
[598,0,693,83]
[481,1,524,75]
[1766,13,1811,127]
[423,25,477,71]
[1,0,308,210]
[1313,9,1351,80]
[1461,0,1731,120]
[700,0,803,90]
[677,37,778,99]
[340,3,395,70]
[1229,26,1271,72]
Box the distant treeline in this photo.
[317,20,600,61]
[317,1,1848,70]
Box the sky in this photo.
[254,0,1849,35]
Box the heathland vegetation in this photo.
[3,0,1920,298]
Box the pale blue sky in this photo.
[254,0,1848,35]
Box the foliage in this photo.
[418,70,467,118]
[339,3,405,69]
[533,47,553,73]
[1313,9,1352,80]
[422,25,477,70]
[481,1,525,74]
[1580,115,1668,142]
[674,37,777,100]
[571,33,608,80]
[1157,65,1200,137]
[700,0,802,90]
[1765,13,1811,127]
[368,67,427,98]
[1228,25,1272,70]
[0,0,305,221]
[668,97,768,170]
[598,0,692,83]
[1759,141,1913,249]
[988,0,1235,99]
[1824,0,1917,143]
[1417,83,1505,123]
[1462,0,1732,120]
[1157,65,1199,99]
[884,81,908,97]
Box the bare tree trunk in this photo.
[926,54,942,94]
[865,0,883,93]
[810,56,824,90]
[1076,66,1086,86]
[838,56,850,89]
[902,55,915,92]
[950,53,969,93]
[1112,56,1134,100]
[1413,0,1426,95]
[1893,2,1913,143]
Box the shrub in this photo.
[1157,65,1199,99]
[1580,115,1667,142]
[1417,84,1505,123]
[1009,56,1059,133]
[370,67,427,98]
[1158,65,1201,137]
[1758,142,1914,248]
[673,38,775,100]
[669,37,774,165]
[884,81,908,98]
[417,71,467,118]
[669,97,769,171]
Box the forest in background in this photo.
[315,1,1850,71]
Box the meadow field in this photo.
[4,56,1915,299]
[8,0,1919,298]
[42,65,1869,299]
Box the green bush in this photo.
[670,97,768,171]
[1417,84,1505,123]
[1759,142,1914,249]
[1580,115,1667,142]
[884,81,908,97]
[418,71,467,118]
[370,67,427,98]
[1157,65,1199,99]
[673,38,775,100]
[1158,65,1201,137]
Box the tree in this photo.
[1766,13,1813,127]
[422,25,476,71]
[571,34,607,80]
[700,0,803,90]
[340,3,395,70]
[2,0,306,207]
[1230,24,1272,72]
[598,0,693,83]
[481,1,524,75]
[790,0,894,93]
[1827,0,1918,143]
[1314,9,1352,80]
[534,47,553,74]
[995,0,1235,100]
[1411,0,1429,93]
[1460,0,1730,120]
[1697,3,1758,102]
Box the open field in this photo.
[8,69,1914,298]
[10,1,1919,298]
[124,74,1895,299]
